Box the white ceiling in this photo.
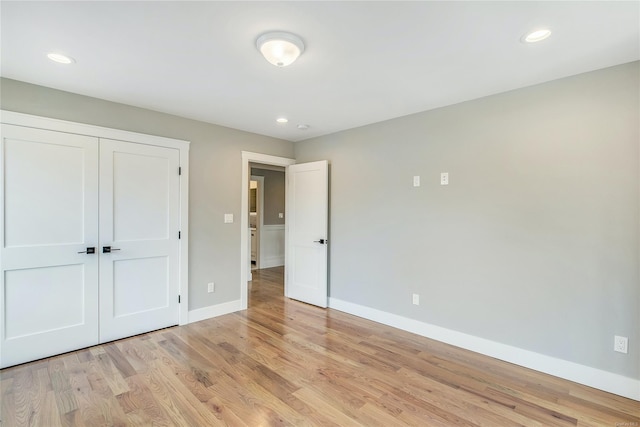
[1,1,639,142]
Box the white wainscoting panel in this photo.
[260,224,285,268]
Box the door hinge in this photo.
[178,166,182,175]
[178,231,181,239]
[178,295,181,303]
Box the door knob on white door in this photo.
[102,246,121,253]
[313,239,328,244]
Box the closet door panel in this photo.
[0,125,99,368]
[112,149,170,241]
[5,265,85,338]
[4,137,85,247]
[99,139,180,343]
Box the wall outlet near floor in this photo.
[207,282,215,293]
[614,336,628,354]
[412,294,420,305]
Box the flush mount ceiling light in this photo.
[297,124,310,130]
[522,28,552,43]
[47,52,75,64]
[256,31,305,67]
[276,117,289,124]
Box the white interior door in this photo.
[286,160,328,307]
[99,139,180,343]
[0,125,99,368]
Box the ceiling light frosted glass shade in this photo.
[256,32,305,67]
[47,52,75,64]
[523,28,552,43]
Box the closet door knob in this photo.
[102,246,121,253]
[77,247,96,254]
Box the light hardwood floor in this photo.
[1,266,638,426]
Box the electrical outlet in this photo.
[614,336,628,354]
[207,282,215,293]
[440,172,449,185]
[412,294,420,305]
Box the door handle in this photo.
[313,239,328,244]
[77,247,96,254]
[102,246,121,253]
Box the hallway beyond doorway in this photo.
[249,266,284,308]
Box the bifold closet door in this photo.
[98,139,180,343]
[0,125,99,368]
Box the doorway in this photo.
[248,166,285,299]
[240,152,295,310]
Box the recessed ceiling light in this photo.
[297,124,310,130]
[276,117,288,124]
[47,52,75,64]
[522,28,552,43]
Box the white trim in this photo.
[262,224,286,229]
[1,110,190,326]
[329,297,640,401]
[188,300,242,324]
[0,110,190,150]
[178,146,190,326]
[241,152,295,310]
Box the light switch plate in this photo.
[278,213,284,218]
[413,176,420,187]
[224,213,233,223]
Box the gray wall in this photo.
[295,62,640,379]
[250,167,285,225]
[0,78,294,311]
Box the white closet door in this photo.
[0,125,99,368]
[99,139,180,343]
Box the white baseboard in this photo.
[329,297,640,401]
[188,299,242,324]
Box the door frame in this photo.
[0,110,191,326]
[249,175,265,270]
[240,151,295,310]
